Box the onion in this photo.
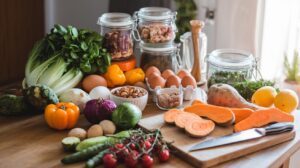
[83,99,117,124]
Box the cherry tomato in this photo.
[129,143,136,150]
[142,154,154,168]
[115,143,124,149]
[125,150,139,168]
[158,149,170,162]
[103,153,117,168]
[144,140,152,150]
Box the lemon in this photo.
[251,86,277,107]
[274,89,298,113]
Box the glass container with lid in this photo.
[139,43,181,72]
[206,49,255,86]
[98,13,137,61]
[134,7,177,46]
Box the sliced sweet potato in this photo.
[185,119,215,137]
[174,112,201,129]
[164,109,184,124]
[234,108,294,132]
[184,104,235,126]
[191,99,205,106]
[230,108,254,123]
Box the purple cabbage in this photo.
[83,99,117,124]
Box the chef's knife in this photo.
[189,122,294,152]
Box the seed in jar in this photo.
[139,23,173,43]
[166,75,181,88]
[148,75,166,89]
[145,66,161,78]
[162,69,175,79]
[177,69,191,79]
[157,92,181,108]
[181,75,197,89]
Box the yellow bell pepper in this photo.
[104,64,126,87]
[125,68,145,85]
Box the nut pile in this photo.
[113,86,147,98]
[157,92,181,109]
[139,23,174,43]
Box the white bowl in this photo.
[110,86,149,111]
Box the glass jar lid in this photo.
[98,13,133,27]
[207,49,254,69]
[140,42,177,53]
[136,7,176,20]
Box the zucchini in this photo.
[86,149,109,168]
[62,137,80,152]
[61,143,109,164]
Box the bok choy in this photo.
[24,24,111,95]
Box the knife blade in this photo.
[189,122,294,152]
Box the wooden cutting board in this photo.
[138,114,295,168]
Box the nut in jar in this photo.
[156,86,183,110]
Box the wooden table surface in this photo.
[0,85,300,168]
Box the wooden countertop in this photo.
[0,84,300,168]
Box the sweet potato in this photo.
[164,109,184,124]
[174,112,201,129]
[191,99,205,106]
[234,108,294,132]
[185,119,215,137]
[231,108,254,123]
[208,84,262,110]
[184,104,235,126]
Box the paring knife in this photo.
[189,122,294,152]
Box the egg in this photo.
[177,69,191,79]
[145,66,161,78]
[148,75,166,89]
[166,75,181,88]
[134,81,148,90]
[162,69,175,79]
[147,73,160,81]
[82,75,107,92]
[181,75,197,88]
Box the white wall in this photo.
[44,0,109,33]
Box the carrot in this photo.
[164,109,184,124]
[191,99,205,106]
[234,108,294,132]
[230,108,254,123]
[174,112,201,129]
[185,119,215,137]
[184,104,235,126]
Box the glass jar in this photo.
[206,49,255,87]
[134,7,177,46]
[98,13,135,61]
[139,43,181,72]
[180,30,207,79]
[156,86,183,110]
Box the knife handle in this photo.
[262,122,294,135]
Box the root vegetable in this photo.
[87,125,103,138]
[185,119,215,137]
[174,112,201,129]
[231,108,254,123]
[99,120,116,135]
[68,128,87,141]
[164,109,185,124]
[234,108,294,132]
[184,103,235,126]
[208,84,262,110]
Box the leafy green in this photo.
[25,24,110,95]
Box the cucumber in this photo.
[62,137,80,152]
[76,136,108,152]
[61,143,109,164]
[86,149,109,168]
[76,131,131,151]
